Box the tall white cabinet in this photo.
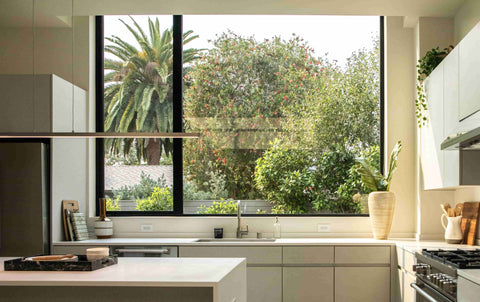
[420,20,480,190]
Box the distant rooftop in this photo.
[105,165,173,191]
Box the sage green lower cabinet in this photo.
[179,246,282,302]
[283,267,334,302]
[335,267,390,302]
[248,267,282,302]
[458,276,480,302]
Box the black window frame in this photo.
[96,15,385,217]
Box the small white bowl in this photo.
[86,247,109,261]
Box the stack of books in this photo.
[65,209,89,241]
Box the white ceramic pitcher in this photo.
[441,214,463,244]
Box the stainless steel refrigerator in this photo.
[0,140,50,256]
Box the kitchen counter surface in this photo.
[393,240,476,254]
[0,257,246,287]
[53,238,476,249]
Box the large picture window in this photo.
[98,15,383,216]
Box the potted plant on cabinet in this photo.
[356,141,402,240]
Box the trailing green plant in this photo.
[416,46,452,127]
[198,199,237,214]
[355,141,402,192]
[113,172,167,200]
[136,187,173,211]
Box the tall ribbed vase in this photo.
[368,192,395,240]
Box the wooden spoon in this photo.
[440,204,449,216]
[441,203,451,216]
[455,203,464,217]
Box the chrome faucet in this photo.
[236,200,249,238]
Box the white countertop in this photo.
[53,237,477,249]
[53,237,401,246]
[0,257,246,287]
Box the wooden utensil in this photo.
[30,255,78,262]
[440,204,449,216]
[62,200,79,241]
[455,203,464,217]
[460,202,480,245]
[442,203,451,216]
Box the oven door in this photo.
[111,246,178,257]
[411,279,455,302]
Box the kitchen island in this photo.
[0,257,246,302]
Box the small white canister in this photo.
[94,219,113,239]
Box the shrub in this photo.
[198,199,237,214]
[311,149,359,213]
[136,187,173,211]
[113,172,167,200]
[254,140,315,214]
[184,171,229,200]
[106,196,120,211]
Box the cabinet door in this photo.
[248,267,282,302]
[403,272,416,302]
[443,46,460,187]
[458,276,480,302]
[283,267,334,302]
[421,63,445,190]
[335,267,390,302]
[179,246,282,265]
[459,22,480,120]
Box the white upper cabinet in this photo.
[459,22,480,120]
[422,20,480,189]
[0,0,87,133]
[421,62,445,190]
[442,46,460,188]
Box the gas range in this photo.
[413,249,480,302]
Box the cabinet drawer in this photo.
[52,245,106,255]
[335,246,390,264]
[179,246,282,265]
[283,246,334,264]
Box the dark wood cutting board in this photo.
[461,202,480,245]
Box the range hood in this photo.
[441,127,480,150]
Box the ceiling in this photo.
[0,0,467,28]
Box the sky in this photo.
[104,15,379,67]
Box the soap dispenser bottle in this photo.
[273,216,281,238]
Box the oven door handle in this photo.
[410,283,448,302]
[115,248,170,254]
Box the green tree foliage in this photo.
[104,17,201,164]
[254,140,315,214]
[198,200,237,214]
[184,31,380,213]
[136,187,173,211]
[282,39,380,150]
[183,32,329,199]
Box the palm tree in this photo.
[104,17,201,165]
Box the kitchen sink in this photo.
[195,238,276,243]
